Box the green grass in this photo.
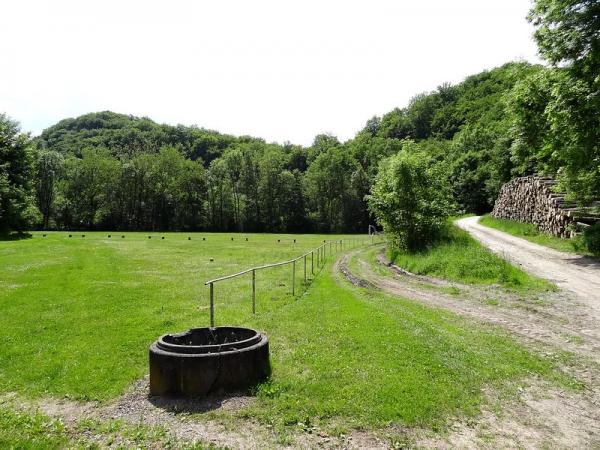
[479,214,591,256]
[231,260,576,431]
[0,231,577,435]
[389,225,553,290]
[0,231,359,401]
[0,405,69,449]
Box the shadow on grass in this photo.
[0,231,32,241]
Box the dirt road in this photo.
[456,216,600,317]
[338,246,600,449]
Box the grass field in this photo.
[0,231,577,443]
[478,214,591,256]
[389,224,554,290]
[0,231,360,401]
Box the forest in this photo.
[1,0,598,235]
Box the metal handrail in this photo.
[203,237,368,327]
[204,245,325,285]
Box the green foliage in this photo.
[583,222,600,256]
[0,113,40,232]
[38,110,240,162]
[368,142,453,251]
[528,0,600,72]
[35,149,63,228]
[508,0,600,203]
[390,223,554,290]
[508,66,600,203]
[366,62,539,213]
[32,112,374,232]
[304,146,367,232]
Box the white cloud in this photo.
[0,0,541,145]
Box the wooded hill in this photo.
[18,61,539,233]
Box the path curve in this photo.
[456,216,600,317]
[337,246,600,449]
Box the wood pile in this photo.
[491,175,600,238]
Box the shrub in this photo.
[367,142,454,252]
[583,223,600,256]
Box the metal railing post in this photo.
[303,254,307,283]
[311,250,314,274]
[292,260,296,295]
[209,282,215,327]
[252,269,256,314]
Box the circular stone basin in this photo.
[149,327,270,398]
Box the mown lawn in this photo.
[479,214,591,257]
[0,232,358,401]
[389,224,554,291]
[0,231,576,438]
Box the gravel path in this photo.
[456,216,600,319]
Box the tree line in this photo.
[2,0,598,239]
[3,112,376,233]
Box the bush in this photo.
[367,142,453,252]
[583,223,600,256]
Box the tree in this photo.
[508,0,600,202]
[172,159,207,230]
[304,146,362,232]
[368,142,453,252]
[62,148,119,229]
[206,158,233,231]
[0,114,39,232]
[222,148,245,230]
[307,134,340,163]
[36,149,64,228]
[258,148,286,231]
[280,169,309,232]
[529,0,600,74]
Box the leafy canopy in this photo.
[368,142,453,252]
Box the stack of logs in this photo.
[492,175,600,238]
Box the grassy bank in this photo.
[478,214,591,256]
[389,224,552,290]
